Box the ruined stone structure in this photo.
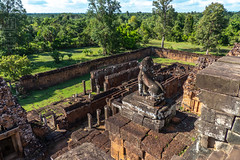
[19,47,218,93]
[227,43,240,56]
[90,60,139,92]
[0,78,41,159]
[181,57,217,114]
[178,56,240,160]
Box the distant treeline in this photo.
[1,0,240,56]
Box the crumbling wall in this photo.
[104,67,139,91]
[227,43,240,56]
[154,47,219,63]
[181,57,217,114]
[20,47,218,92]
[195,56,240,149]
[20,47,153,91]
[90,60,138,92]
[0,77,41,157]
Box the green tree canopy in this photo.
[195,2,227,52]
[88,0,121,55]
[153,0,174,48]
[0,55,32,81]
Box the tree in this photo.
[195,3,227,53]
[0,55,32,81]
[153,0,173,48]
[183,14,194,37]
[88,0,121,55]
[0,0,26,55]
[118,23,142,49]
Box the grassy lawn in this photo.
[29,47,105,74]
[147,39,232,56]
[152,57,196,66]
[19,74,91,111]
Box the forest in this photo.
[0,0,240,81]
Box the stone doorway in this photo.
[0,137,17,160]
[0,128,23,160]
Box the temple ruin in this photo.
[1,45,240,160]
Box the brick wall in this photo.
[90,60,138,92]
[154,47,219,63]
[20,47,153,91]
[20,47,219,92]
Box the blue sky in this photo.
[22,0,240,13]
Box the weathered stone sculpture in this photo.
[138,56,165,101]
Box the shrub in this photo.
[49,50,62,63]
[66,53,73,60]
[0,55,32,81]
[82,49,93,56]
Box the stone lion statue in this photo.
[138,57,165,101]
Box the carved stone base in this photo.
[121,92,176,132]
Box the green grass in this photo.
[152,57,196,66]
[19,74,91,111]
[147,39,232,56]
[29,47,105,74]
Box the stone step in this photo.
[207,150,227,160]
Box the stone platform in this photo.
[121,92,176,132]
[105,112,198,160]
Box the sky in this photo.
[22,0,240,13]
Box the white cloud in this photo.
[22,0,240,13]
[22,0,88,13]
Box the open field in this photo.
[19,74,91,111]
[147,39,232,56]
[29,47,104,74]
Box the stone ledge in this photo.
[196,60,240,96]
[198,89,240,116]
[195,119,227,141]
[201,105,234,129]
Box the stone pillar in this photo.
[103,82,107,91]
[42,115,47,126]
[82,80,86,95]
[96,85,100,94]
[104,106,109,120]
[87,113,92,129]
[52,114,57,129]
[39,114,43,122]
[111,105,117,115]
[96,109,101,126]
[15,132,23,156]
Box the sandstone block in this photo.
[105,113,130,135]
[232,117,240,135]
[109,133,124,146]
[199,90,240,116]
[120,122,149,148]
[143,117,165,132]
[196,119,227,141]
[124,141,143,158]
[145,152,158,160]
[201,105,234,129]
[132,113,144,125]
[196,61,240,96]
[121,108,134,120]
[226,131,240,145]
